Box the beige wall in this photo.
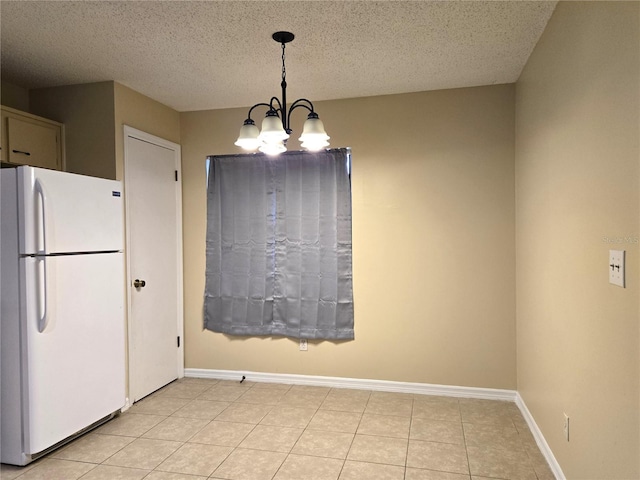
[113,82,181,180]
[1,81,29,111]
[181,84,517,389]
[515,2,639,479]
[25,81,180,181]
[30,81,116,179]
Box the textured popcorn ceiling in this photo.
[0,1,557,112]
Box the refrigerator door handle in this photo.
[36,256,51,333]
[34,179,51,332]
[34,178,49,256]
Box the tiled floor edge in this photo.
[183,368,518,401]
[515,392,564,480]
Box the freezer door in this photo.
[18,166,124,255]
[22,253,125,455]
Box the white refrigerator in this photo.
[1,166,126,466]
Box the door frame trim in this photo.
[123,125,184,405]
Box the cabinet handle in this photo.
[12,149,31,156]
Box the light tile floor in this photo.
[1,378,555,480]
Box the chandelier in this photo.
[234,31,330,156]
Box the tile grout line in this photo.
[266,385,329,479]
[209,380,268,479]
[339,387,370,479]
[459,399,473,480]
[403,395,415,480]
[267,391,318,480]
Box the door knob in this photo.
[133,279,146,288]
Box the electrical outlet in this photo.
[299,339,308,351]
[563,413,570,441]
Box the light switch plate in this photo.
[609,250,625,287]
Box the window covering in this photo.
[204,148,354,340]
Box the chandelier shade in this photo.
[234,120,261,150]
[235,32,329,156]
[299,114,330,151]
[258,111,290,142]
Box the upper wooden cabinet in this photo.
[1,106,65,170]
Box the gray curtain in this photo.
[204,148,354,340]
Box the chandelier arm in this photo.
[269,96,284,113]
[246,102,273,121]
[287,99,315,130]
[265,96,287,132]
[289,99,315,112]
[289,98,315,110]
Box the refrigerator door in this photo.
[22,252,125,455]
[18,167,124,256]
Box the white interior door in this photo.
[124,126,183,403]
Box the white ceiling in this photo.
[0,1,557,112]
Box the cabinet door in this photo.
[7,117,60,170]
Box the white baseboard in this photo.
[184,368,517,401]
[516,392,565,480]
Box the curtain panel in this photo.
[204,148,354,340]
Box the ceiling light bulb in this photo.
[259,140,287,156]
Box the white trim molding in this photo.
[184,368,517,401]
[515,393,566,480]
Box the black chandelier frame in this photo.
[240,31,321,137]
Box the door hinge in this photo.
[177,336,180,348]
[175,170,178,181]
